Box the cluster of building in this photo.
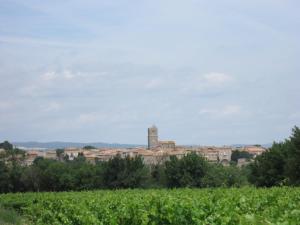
[22,126,267,166]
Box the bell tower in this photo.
[148,125,158,149]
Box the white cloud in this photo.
[0,35,78,48]
[145,78,165,89]
[43,102,61,112]
[41,70,79,82]
[18,70,81,98]
[199,105,242,119]
[180,72,234,94]
[203,73,233,85]
[222,105,241,115]
[63,70,75,80]
[78,113,100,123]
[43,71,57,81]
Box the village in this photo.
[23,126,266,166]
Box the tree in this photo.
[43,161,71,191]
[73,163,96,190]
[94,162,105,188]
[121,155,148,188]
[56,149,65,161]
[0,141,13,151]
[165,153,208,188]
[150,164,167,187]
[75,152,86,162]
[32,158,58,191]
[83,145,96,150]
[248,126,300,187]
[102,155,148,188]
[202,164,227,187]
[8,162,25,192]
[164,156,181,187]
[285,126,300,185]
[21,166,42,192]
[0,161,9,193]
[231,150,253,163]
[248,142,288,187]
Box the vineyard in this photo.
[1,188,300,225]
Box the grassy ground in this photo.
[0,207,25,225]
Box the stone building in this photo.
[64,148,83,160]
[148,125,176,150]
[148,125,158,149]
[44,150,57,159]
[243,146,265,157]
[24,150,45,165]
[159,141,176,150]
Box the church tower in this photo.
[148,125,158,149]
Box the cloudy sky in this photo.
[0,0,299,145]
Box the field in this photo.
[0,188,300,225]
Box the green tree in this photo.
[83,145,96,149]
[249,142,287,187]
[285,126,300,185]
[8,162,25,192]
[75,152,86,162]
[102,154,148,188]
[56,149,65,161]
[121,155,148,188]
[231,150,253,163]
[164,156,181,187]
[21,166,42,192]
[0,141,13,151]
[32,158,58,191]
[165,153,208,188]
[0,162,9,193]
[198,163,248,188]
[202,164,227,187]
[150,164,167,187]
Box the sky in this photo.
[0,0,299,145]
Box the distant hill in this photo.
[12,141,144,150]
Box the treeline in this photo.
[0,149,247,193]
[249,126,300,187]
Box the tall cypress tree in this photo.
[285,126,300,185]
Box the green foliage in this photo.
[0,141,13,151]
[0,150,251,193]
[248,126,300,187]
[83,145,96,149]
[55,149,64,161]
[0,141,25,165]
[165,153,208,188]
[202,164,248,187]
[249,142,287,187]
[231,150,253,162]
[285,126,300,185]
[0,207,23,225]
[0,162,10,193]
[1,188,300,225]
[0,161,26,193]
[102,155,148,188]
[150,164,167,187]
